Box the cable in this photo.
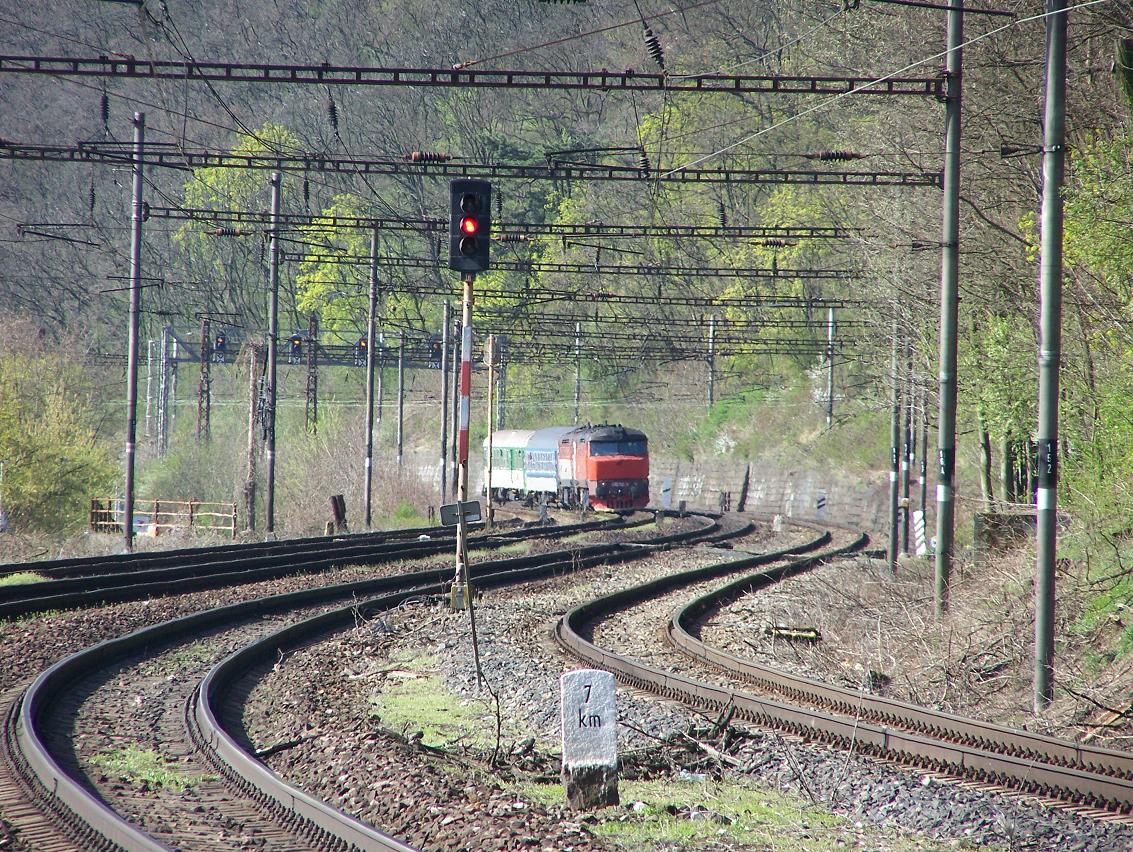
[663,0,1111,175]
[454,0,724,70]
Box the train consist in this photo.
[484,424,650,510]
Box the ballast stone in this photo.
[559,669,619,809]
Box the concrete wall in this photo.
[650,457,892,532]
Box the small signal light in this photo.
[460,216,479,236]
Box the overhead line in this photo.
[0,142,943,188]
[0,54,945,96]
[286,252,858,279]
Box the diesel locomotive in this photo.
[484,423,649,510]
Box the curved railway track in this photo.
[554,521,1133,818]
[0,514,635,620]
[1,510,736,851]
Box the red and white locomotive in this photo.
[484,423,650,510]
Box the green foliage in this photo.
[392,502,425,524]
[0,572,46,586]
[1065,134,1133,299]
[961,313,1034,440]
[172,124,305,330]
[0,346,117,532]
[91,746,205,792]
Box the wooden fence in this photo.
[90,499,237,538]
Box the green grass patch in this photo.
[369,650,530,749]
[0,571,47,586]
[389,498,426,525]
[91,746,204,792]
[518,777,955,851]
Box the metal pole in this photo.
[244,345,258,532]
[397,331,405,468]
[123,112,145,552]
[1035,0,1068,712]
[707,315,716,408]
[496,335,507,429]
[901,336,912,554]
[377,331,384,423]
[454,274,474,601]
[197,317,211,443]
[145,339,154,440]
[364,227,378,528]
[486,334,496,529]
[450,323,460,498]
[169,336,178,446]
[158,325,169,456]
[888,311,900,575]
[934,0,963,615]
[440,300,450,500]
[305,314,318,434]
[265,171,281,533]
[574,321,581,424]
[826,306,836,429]
[919,379,929,518]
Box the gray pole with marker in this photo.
[1034,0,1067,712]
[934,0,963,615]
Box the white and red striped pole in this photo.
[453,273,475,604]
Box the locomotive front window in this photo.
[590,440,646,456]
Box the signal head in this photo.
[448,179,491,273]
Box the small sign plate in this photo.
[439,500,482,526]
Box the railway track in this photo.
[554,520,1133,817]
[1,510,735,850]
[0,514,636,620]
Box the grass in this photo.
[367,649,976,850]
[516,777,958,851]
[0,571,46,586]
[91,746,206,792]
[368,650,528,750]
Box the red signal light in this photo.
[460,216,479,236]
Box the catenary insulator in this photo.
[805,150,866,161]
[89,179,96,215]
[643,25,665,72]
[100,93,110,128]
[303,176,310,207]
[758,238,794,248]
[406,151,453,162]
[637,149,651,180]
[212,227,246,237]
[327,96,339,132]
[717,200,727,228]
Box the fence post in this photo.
[231,503,237,539]
[188,500,196,532]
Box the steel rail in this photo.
[0,516,634,619]
[0,143,943,187]
[669,575,1133,790]
[0,54,944,96]
[8,510,730,850]
[555,534,1133,812]
[0,522,450,579]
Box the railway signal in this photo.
[448,179,491,273]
